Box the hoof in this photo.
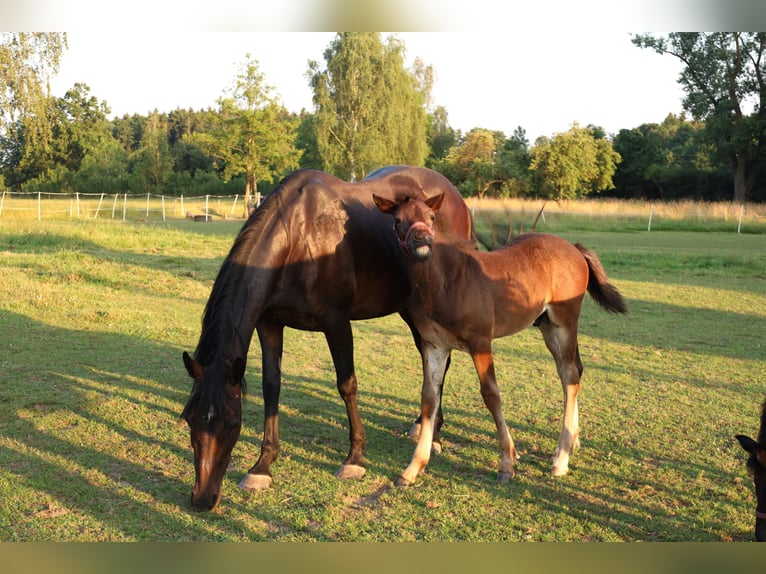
[238,473,273,491]
[408,422,421,441]
[551,464,569,477]
[395,475,414,488]
[497,471,514,483]
[431,440,442,455]
[335,464,366,480]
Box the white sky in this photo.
[48,31,687,142]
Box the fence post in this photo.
[111,193,118,219]
[123,193,127,221]
[205,195,209,220]
[38,192,41,221]
[648,204,653,232]
[76,193,81,217]
[95,193,105,218]
[161,195,166,221]
[0,190,5,218]
[231,194,239,216]
[180,195,184,218]
[737,204,744,234]
[146,193,150,217]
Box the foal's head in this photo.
[373,193,444,261]
[736,400,766,541]
[181,352,245,511]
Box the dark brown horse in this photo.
[736,398,766,541]
[373,192,627,486]
[181,166,473,511]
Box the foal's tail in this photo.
[575,243,628,314]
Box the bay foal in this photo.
[374,192,627,486]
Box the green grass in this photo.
[0,217,764,541]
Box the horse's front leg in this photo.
[397,342,450,487]
[239,319,284,491]
[400,310,448,454]
[471,344,517,482]
[325,321,366,480]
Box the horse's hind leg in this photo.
[537,310,583,477]
[240,319,284,491]
[325,321,366,480]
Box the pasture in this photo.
[0,209,764,542]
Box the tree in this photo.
[632,33,766,203]
[191,55,299,215]
[134,111,173,194]
[529,123,621,200]
[442,128,497,198]
[0,33,67,174]
[611,113,719,200]
[494,127,531,197]
[308,33,429,180]
[426,105,457,167]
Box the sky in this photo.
[47,30,688,143]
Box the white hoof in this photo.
[335,464,366,480]
[238,473,273,491]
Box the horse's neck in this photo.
[408,243,470,300]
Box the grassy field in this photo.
[0,209,764,542]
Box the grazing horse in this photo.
[181,166,473,511]
[736,398,766,541]
[373,192,628,486]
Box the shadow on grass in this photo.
[0,309,262,540]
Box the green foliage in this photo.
[308,33,428,180]
[529,122,621,200]
[632,33,766,202]
[0,33,67,164]
[189,55,300,214]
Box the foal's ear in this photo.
[183,351,204,381]
[736,434,759,454]
[425,193,445,211]
[373,194,396,214]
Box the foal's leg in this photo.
[324,321,366,480]
[397,342,450,486]
[240,319,284,491]
[537,311,583,476]
[470,343,517,482]
[400,310,447,453]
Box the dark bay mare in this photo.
[736,398,766,541]
[181,166,474,511]
[373,192,628,486]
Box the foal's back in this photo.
[419,232,590,341]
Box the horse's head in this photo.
[181,351,245,511]
[736,433,766,541]
[373,193,444,261]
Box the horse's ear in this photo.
[736,434,758,454]
[183,351,204,382]
[373,194,396,214]
[425,193,445,211]
[230,357,246,387]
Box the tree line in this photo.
[2,32,764,209]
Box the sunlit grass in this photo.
[0,217,764,541]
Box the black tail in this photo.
[575,243,628,314]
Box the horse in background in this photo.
[373,192,627,486]
[736,398,766,541]
[180,166,474,511]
